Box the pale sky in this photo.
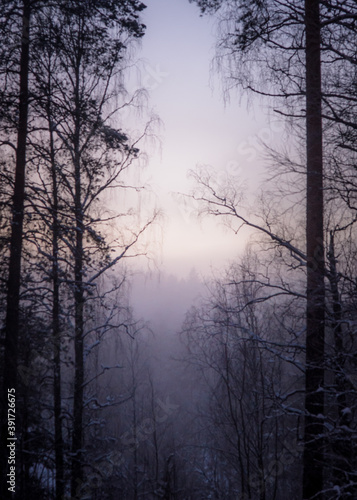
[126,0,275,277]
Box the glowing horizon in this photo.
[124,0,272,277]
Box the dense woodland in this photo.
[0,0,357,499]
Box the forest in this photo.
[0,0,356,499]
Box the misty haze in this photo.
[0,1,357,500]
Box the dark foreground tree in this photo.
[0,0,151,498]
[26,1,149,496]
[303,1,325,497]
[0,2,33,497]
[188,0,357,497]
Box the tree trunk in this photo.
[48,113,64,500]
[133,392,139,500]
[303,0,325,498]
[1,2,30,498]
[70,142,85,498]
[70,54,85,494]
[327,231,355,495]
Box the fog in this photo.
[1,0,357,499]
[130,268,204,332]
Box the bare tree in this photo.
[186,1,357,496]
[25,1,152,495]
[181,249,305,499]
[0,3,32,495]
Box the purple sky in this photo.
[127,0,275,277]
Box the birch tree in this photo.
[27,1,150,495]
[1,0,154,497]
[188,1,357,496]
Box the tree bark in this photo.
[1,2,30,498]
[48,111,65,500]
[70,93,85,496]
[303,0,325,498]
[326,231,355,495]
[71,215,85,497]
